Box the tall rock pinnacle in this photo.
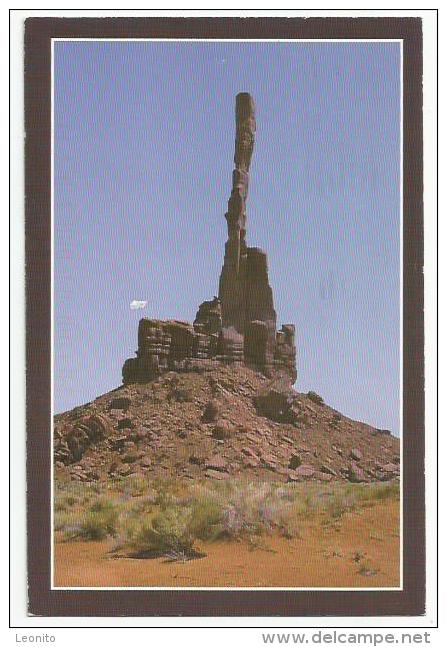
[217,95,256,333]
[122,93,297,385]
[218,93,276,338]
[225,92,256,254]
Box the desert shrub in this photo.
[186,482,310,540]
[274,485,297,502]
[357,559,378,577]
[125,507,195,555]
[307,391,324,406]
[342,482,400,509]
[54,499,68,512]
[54,481,83,508]
[65,498,119,541]
[54,511,77,532]
[263,486,317,538]
[171,387,194,403]
[154,489,179,511]
[202,399,221,422]
[122,451,140,464]
[188,496,224,541]
[323,482,399,519]
[222,503,263,538]
[277,514,301,539]
[217,482,323,540]
[327,490,359,518]
[219,483,275,538]
[365,481,399,501]
[127,495,156,517]
[125,475,150,498]
[143,510,190,551]
[75,514,110,540]
[152,478,182,510]
[54,478,399,551]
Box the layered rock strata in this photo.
[123,93,297,385]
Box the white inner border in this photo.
[50,37,404,594]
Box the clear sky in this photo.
[54,40,401,434]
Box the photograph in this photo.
[51,38,402,590]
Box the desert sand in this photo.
[54,498,399,588]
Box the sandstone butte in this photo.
[54,94,400,484]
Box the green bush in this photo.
[327,493,358,519]
[120,494,224,557]
[188,496,224,541]
[307,391,324,406]
[152,478,181,510]
[126,507,195,555]
[55,478,400,552]
[66,498,119,541]
[357,481,399,503]
[54,511,76,531]
[127,476,150,498]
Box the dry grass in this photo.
[54,477,399,559]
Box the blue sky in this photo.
[54,40,401,434]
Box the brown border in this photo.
[24,16,424,618]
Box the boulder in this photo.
[260,453,280,471]
[109,435,128,450]
[320,464,338,477]
[205,468,229,480]
[202,399,221,422]
[288,454,301,470]
[254,388,297,424]
[109,397,131,411]
[204,456,228,473]
[61,413,112,463]
[117,418,134,430]
[241,446,258,459]
[376,462,399,481]
[348,462,367,483]
[295,464,315,479]
[122,451,140,464]
[315,472,333,482]
[380,462,400,473]
[189,453,204,466]
[212,420,234,440]
[350,448,363,462]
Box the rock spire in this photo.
[122,94,297,384]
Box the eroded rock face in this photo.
[217,94,296,381]
[54,413,111,464]
[348,463,367,483]
[194,297,222,335]
[122,94,296,385]
[54,365,400,483]
[254,388,297,424]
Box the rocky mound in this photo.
[54,365,399,485]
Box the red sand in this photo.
[54,499,399,588]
